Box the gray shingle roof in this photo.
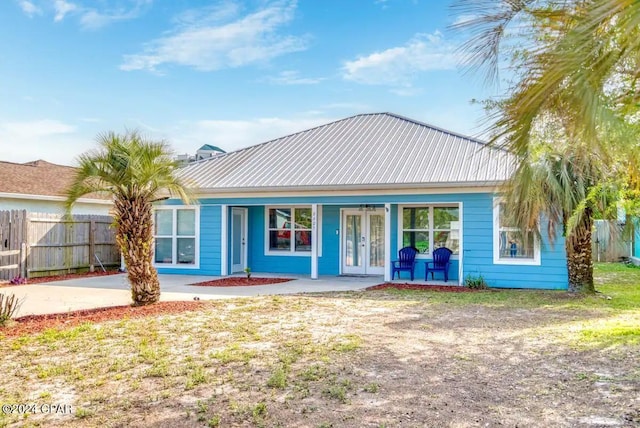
[178,113,514,191]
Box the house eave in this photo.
[186,181,505,197]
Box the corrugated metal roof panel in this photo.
[178,113,514,190]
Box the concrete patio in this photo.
[3,272,456,317]
[4,273,376,317]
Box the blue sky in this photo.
[0,0,498,165]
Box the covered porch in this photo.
[218,201,462,284]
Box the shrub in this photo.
[464,274,488,290]
[0,292,22,326]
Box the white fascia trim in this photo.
[191,185,502,200]
[0,192,112,205]
[492,197,541,266]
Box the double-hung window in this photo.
[153,206,199,267]
[401,205,460,256]
[266,206,319,255]
[493,199,540,265]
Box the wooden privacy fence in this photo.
[0,210,120,280]
[592,220,632,262]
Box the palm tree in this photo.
[453,0,640,292]
[503,139,620,292]
[453,0,640,158]
[65,131,190,305]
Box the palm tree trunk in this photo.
[565,209,595,293]
[114,195,160,305]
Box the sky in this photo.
[0,0,501,166]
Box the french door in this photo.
[231,208,247,273]
[342,210,385,275]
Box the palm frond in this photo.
[65,130,191,212]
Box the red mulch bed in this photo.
[0,270,121,287]
[189,277,294,287]
[367,283,480,292]
[2,301,205,338]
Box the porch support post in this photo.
[311,203,319,279]
[220,205,228,276]
[458,202,463,286]
[384,203,391,282]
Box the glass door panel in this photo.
[342,210,385,275]
[345,214,362,268]
[368,213,385,271]
[231,208,246,273]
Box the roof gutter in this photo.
[184,181,505,196]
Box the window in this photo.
[266,206,319,255]
[153,207,199,267]
[401,205,460,256]
[493,199,540,265]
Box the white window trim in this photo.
[493,197,541,266]
[264,205,322,257]
[397,204,460,260]
[152,205,200,269]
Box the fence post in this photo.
[89,218,96,272]
[20,242,26,278]
[24,213,30,278]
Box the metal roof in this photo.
[178,113,514,192]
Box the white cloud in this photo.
[265,70,324,85]
[121,0,308,72]
[53,0,76,22]
[16,0,149,28]
[18,1,41,16]
[79,0,151,30]
[342,31,458,89]
[0,119,92,165]
[2,119,76,137]
[172,1,240,28]
[167,116,336,155]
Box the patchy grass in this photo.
[1,264,639,427]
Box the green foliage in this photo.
[64,130,191,305]
[252,402,267,425]
[363,382,380,393]
[464,274,488,290]
[208,415,221,427]
[331,334,362,352]
[266,365,287,389]
[65,130,190,212]
[454,0,640,293]
[322,380,352,404]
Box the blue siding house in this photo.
[154,113,568,289]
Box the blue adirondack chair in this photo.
[391,246,418,280]
[425,247,453,282]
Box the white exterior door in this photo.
[231,208,247,273]
[342,210,385,275]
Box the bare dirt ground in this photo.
[1,283,638,428]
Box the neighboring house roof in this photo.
[198,144,225,153]
[179,113,515,192]
[0,160,110,201]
